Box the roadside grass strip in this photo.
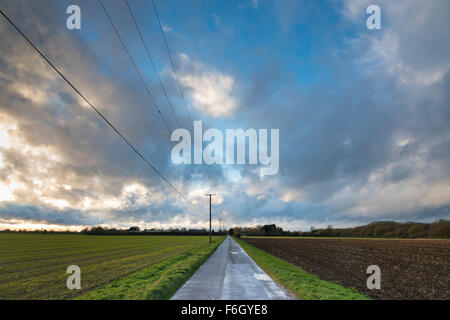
[78,237,224,300]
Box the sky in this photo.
[0,0,449,231]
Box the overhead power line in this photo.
[0,8,203,214]
[151,0,194,130]
[124,0,181,129]
[98,0,172,134]
[104,0,193,176]
[149,0,201,178]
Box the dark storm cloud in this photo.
[208,0,450,226]
[0,202,101,226]
[0,0,449,230]
[0,0,211,226]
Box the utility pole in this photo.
[205,193,215,243]
[219,219,222,233]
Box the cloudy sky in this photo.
[0,0,449,231]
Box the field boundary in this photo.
[77,237,225,300]
[235,238,369,300]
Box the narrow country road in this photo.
[171,236,295,300]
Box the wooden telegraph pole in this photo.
[205,193,215,243]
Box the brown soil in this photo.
[243,238,449,300]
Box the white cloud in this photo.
[335,178,450,218]
[9,82,50,105]
[342,0,370,19]
[162,23,172,33]
[345,0,450,87]
[327,150,450,218]
[176,53,238,118]
[280,188,305,203]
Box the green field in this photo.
[0,233,224,299]
[236,238,369,300]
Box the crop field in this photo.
[243,237,449,300]
[0,233,223,300]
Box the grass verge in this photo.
[77,237,224,300]
[235,237,369,300]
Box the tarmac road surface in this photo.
[171,236,295,300]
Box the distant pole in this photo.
[219,219,222,232]
[205,193,215,243]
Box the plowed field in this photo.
[243,238,449,300]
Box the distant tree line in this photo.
[229,220,450,239]
[0,229,73,234]
[229,224,284,238]
[2,220,449,238]
[79,226,227,236]
[81,227,225,236]
[0,226,227,236]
